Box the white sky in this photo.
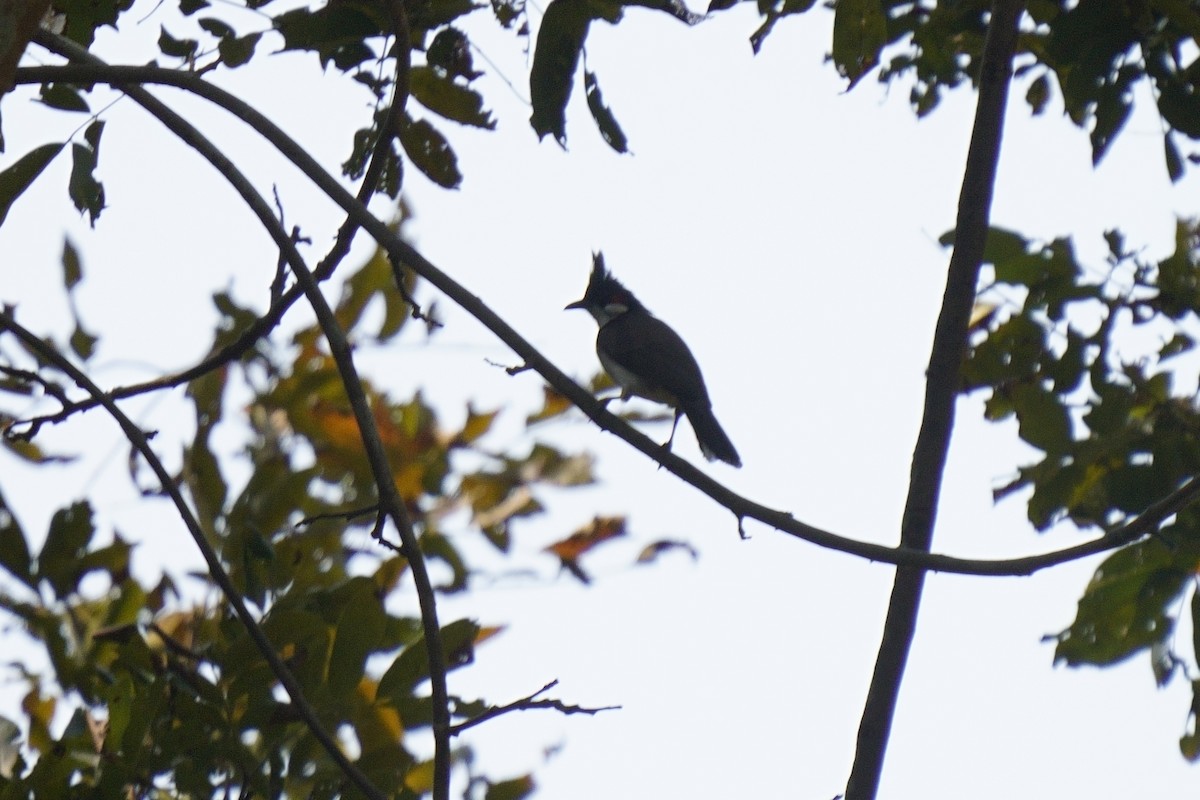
[2,2,1199,797]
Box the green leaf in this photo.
[584,70,627,153]
[831,0,886,87]
[399,116,462,188]
[486,776,536,800]
[378,618,479,699]
[327,580,387,696]
[38,501,95,597]
[1011,382,1072,454]
[0,488,34,588]
[409,66,495,129]
[0,143,65,228]
[1054,539,1192,667]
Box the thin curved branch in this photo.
[15,36,1196,583]
[21,39,454,800]
[845,3,1025,799]
[0,310,387,800]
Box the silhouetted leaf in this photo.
[68,142,104,227]
[0,143,64,227]
[38,501,95,597]
[399,115,462,188]
[584,70,627,153]
[38,84,89,112]
[0,488,33,588]
[529,0,597,145]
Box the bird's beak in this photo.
[564,299,586,311]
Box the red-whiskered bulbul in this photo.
[566,253,741,467]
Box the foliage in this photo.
[961,220,1200,758]
[0,235,640,796]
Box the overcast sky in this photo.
[2,3,1199,797]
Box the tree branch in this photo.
[16,26,1192,584]
[845,3,1025,799]
[449,679,620,735]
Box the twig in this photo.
[450,680,620,735]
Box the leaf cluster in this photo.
[0,241,633,797]
[961,221,1200,759]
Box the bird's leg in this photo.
[662,408,683,452]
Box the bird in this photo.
[565,252,741,467]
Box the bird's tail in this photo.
[683,402,741,468]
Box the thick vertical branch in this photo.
[844,3,1023,799]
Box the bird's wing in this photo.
[597,314,711,405]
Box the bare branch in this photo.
[450,680,620,735]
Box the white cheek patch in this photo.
[603,302,629,315]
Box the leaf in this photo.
[158,26,199,59]
[1011,382,1072,454]
[427,27,482,79]
[38,501,95,597]
[378,618,480,698]
[328,580,387,696]
[58,0,133,47]
[219,32,261,68]
[1053,538,1192,667]
[38,84,90,113]
[636,538,698,564]
[1025,72,1050,116]
[526,384,574,425]
[68,143,105,227]
[273,4,382,70]
[486,776,536,800]
[454,405,499,446]
[409,66,495,129]
[831,0,886,87]
[62,237,83,289]
[1165,132,1184,183]
[584,70,627,153]
[545,515,626,583]
[0,143,64,227]
[0,488,34,588]
[529,0,595,145]
[399,116,462,188]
